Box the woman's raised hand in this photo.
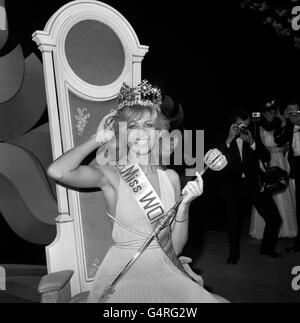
[94,111,117,145]
[181,171,203,206]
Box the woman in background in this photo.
[250,99,297,240]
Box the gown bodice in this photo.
[110,168,176,248]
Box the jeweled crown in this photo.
[114,80,162,114]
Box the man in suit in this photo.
[276,100,300,252]
[217,109,282,264]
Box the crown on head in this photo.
[114,80,162,114]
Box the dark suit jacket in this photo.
[216,135,270,187]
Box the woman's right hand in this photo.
[94,112,116,144]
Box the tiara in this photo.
[113,80,162,114]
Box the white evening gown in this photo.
[88,168,225,303]
[249,127,298,239]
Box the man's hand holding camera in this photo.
[284,106,300,127]
[226,124,240,146]
[226,124,254,146]
[240,127,254,145]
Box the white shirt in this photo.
[293,125,300,156]
[236,138,244,161]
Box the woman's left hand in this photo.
[181,172,203,206]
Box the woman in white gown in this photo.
[47,80,228,303]
[250,100,298,239]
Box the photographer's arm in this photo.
[250,130,270,163]
[226,124,240,148]
[254,140,270,163]
[240,129,270,163]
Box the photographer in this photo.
[217,109,282,264]
[276,100,300,252]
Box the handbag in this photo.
[258,162,289,195]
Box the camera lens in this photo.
[241,128,247,134]
[289,111,300,117]
[238,125,248,135]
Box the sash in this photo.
[115,163,195,281]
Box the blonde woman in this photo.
[47,81,227,303]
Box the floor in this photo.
[187,229,300,303]
[0,230,299,303]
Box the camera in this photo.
[236,124,249,135]
[288,111,300,118]
[252,112,261,119]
